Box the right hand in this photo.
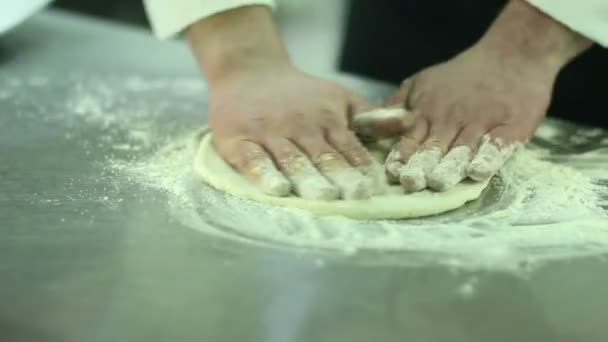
[208,65,385,200]
[187,5,410,200]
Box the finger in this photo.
[351,107,416,140]
[384,148,403,185]
[385,118,428,185]
[294,133,374,200]
[348,92,375,116]
[264,138,339,200]
[422,114,462,156]
[326,129,385,195]
[426,125,485,192]
[400,116,464,192]
[373,137,400,152]
[467,127,522,182]
[450,124,489,153]
[216,138,292,197]
[384,78,414,107]
[398,145,442,193]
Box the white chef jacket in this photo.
[0,0,52,34]
[143,0,608,47]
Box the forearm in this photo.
[478,0,592,73]
[186,5,291,83]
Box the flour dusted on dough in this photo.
[63,75,603,270]
[9,75,606,271]
[109,125,607,270]
[192,130,490,220]
[428,146,472,191]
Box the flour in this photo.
[281,154,340,200]
[359,161,387,195]
[384,149,402,183]
[10,75,605,272]
[109,124,607,271]
[399,146,443,192]
[324,167,374,200]
[428,145,471,191]
[467,135,519,182]
[251,158,292,197]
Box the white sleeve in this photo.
[144,0,276,39]
[526,0,608,47]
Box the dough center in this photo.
[193,131,490,219]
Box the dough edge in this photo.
[193,130,490,220]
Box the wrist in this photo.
[186,5,293,83]
[477,0,591,75]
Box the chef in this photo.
[6,1,604,198]
[147,0,606,199]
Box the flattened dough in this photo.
[193,131,490,220]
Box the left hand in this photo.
[384,44,556,192]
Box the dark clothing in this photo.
[340,0,608,128]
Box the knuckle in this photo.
[290,129,320,143]
[421,135,442,149]
[277,154,307,173]
[446,104,468,126]
[409,90,428,108]
[487,103,512,124]
[335,134,367,153]
[398,136,419,149]
[312,152,348,173]
[231,149,264,172]
[320,114,344,128]
[292,135,324,154]
[395,138,420,158]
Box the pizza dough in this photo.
[193,131,491,220]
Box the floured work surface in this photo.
[193,130,490,220]
[181,143,606,268]
[6,74,605,270]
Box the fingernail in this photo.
[251,160,292,196]
[359,162,386,195]
[343,178,373,200]
[385,149,403,180]
[400,167,426,192]
[398,147,442,192]
[326,169,373,200]
[427,146,472,192]
[260,175,292,197]
[297,178,340,200]
[467,136,502,181]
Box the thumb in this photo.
[351,107,416,141]
[383,78,414,107]
[348,92,377,116]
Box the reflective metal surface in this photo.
[2,10,608,342]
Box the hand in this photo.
[384,45,551,192]
[209,65,384,200]
[188,6,387,200]
[384,0,591,192]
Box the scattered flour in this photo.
[109,127,608,271]
[54,75,601,272]
[6,75,607,271]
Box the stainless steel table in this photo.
[2,10,608,342]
